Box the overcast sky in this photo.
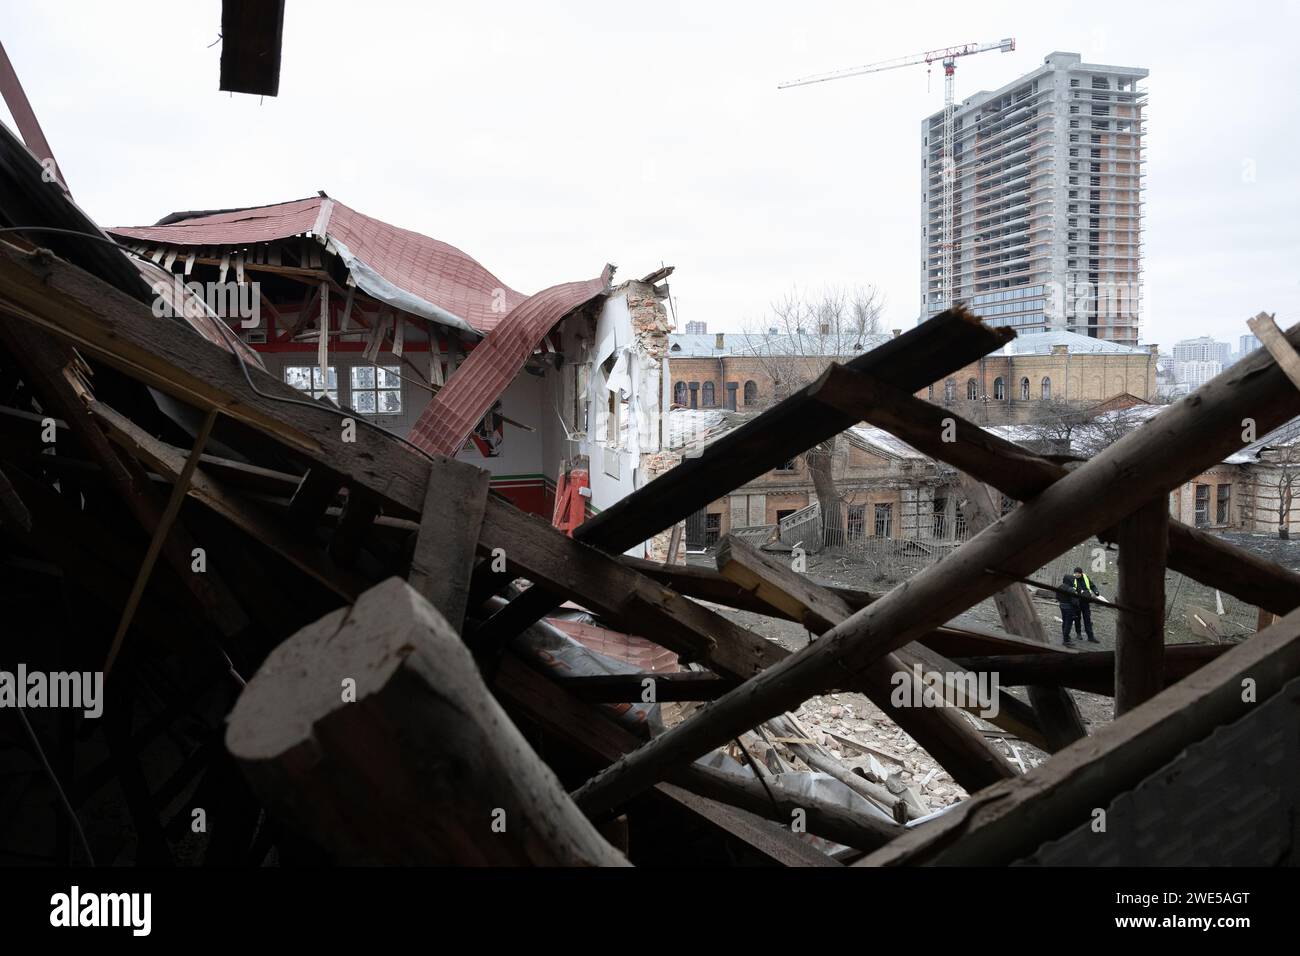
[3,0,1297,348]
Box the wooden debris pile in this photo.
[4,147,1300,865]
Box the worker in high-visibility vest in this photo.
[1071,566,1101,644]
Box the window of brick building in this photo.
[1216,484,1231,525]
[993,377,1005,400]
[943,378,956,402]
[702,381,715,407]
[847,504,865,541]
[1020,377,1030,400]
[1194,484,1210,527]
[744,380,758,406]
[673,381,687,406]
[1041,376,1052,400]
[874,503,893,537]
[967,378,979,400]
[704,512,721,546]
[725,382,738,411]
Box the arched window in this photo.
[993,377,1006,400]
[966,379,979,400]
[673,381,687,406]
[943,378,956,402]
[1020,377,1030,400]
[702,381,716,407]
[1041,376,1052,400]
[743,380,758,406]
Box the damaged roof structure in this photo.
[2,50,1300,871]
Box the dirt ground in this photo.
[680,530,1300,811]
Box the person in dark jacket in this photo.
[1071,566,1101,644]
[1057,573,1081,646]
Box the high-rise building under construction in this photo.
[920,52,1147,345]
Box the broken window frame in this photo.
[284,364,338,402]
[349,364,403,416]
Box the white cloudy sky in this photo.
[2,0,1297,348]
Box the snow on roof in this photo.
[1225,416,1300,464]
[668,331,893,359]
[845,424,928,460]
[989,329,1151,356]
[667,407,733,451]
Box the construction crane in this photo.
[779,39,1015,310]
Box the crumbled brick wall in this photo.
[641,449,684,563]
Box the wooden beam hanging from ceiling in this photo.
[218,0,286,97]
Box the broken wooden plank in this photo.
[859,604,1300,865]
[492,653,884,855]
[327,488,380,569]
[715,534,1022,787]
[105,406,218,673]
[474,503,788,680]
[409,457,489,632]
[953,643,1228,696]
[1113,496,1169,715]
[219,0,285,96]
[1248,311,1300,392]
[226,577,629,866]
[90,402,367,600]
[0,321,252,643]
[620,554,1063,658]
[286,466,342,530]
[0,462,31,530]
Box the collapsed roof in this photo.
[109,195,613,456]
[110,195,529,337]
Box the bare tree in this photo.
[1015,399,1155,464]
[740,285,884,546]
[1266,440,1300,540]
[1016,397,1097,455]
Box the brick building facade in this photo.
[667,329,1157,425]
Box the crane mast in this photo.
[779,38,1015,312]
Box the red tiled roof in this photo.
[111,197,611,454]
[409,265,611,456]
[545,618,681,673]
[108,196,529,334]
